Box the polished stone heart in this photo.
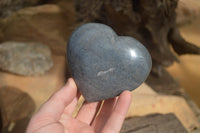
[67,23,152,102]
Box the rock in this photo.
[0,41,53,76]
[0,55,66,111]
[121,113,187,133]
[176,0,200,25]
[0,3,76,55]
[67,23,152,102]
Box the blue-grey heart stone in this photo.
[67,23,152,102]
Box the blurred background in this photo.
[0,0,200,132]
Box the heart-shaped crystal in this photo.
[67,23,152,102]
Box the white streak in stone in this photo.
[97,68,115,77]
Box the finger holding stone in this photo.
[27,78,77,132]
[101,91,132,133]
[92,97,118,133]
[62,91,81,116]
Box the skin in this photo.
[26,78,132,133]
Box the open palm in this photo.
[26,78,132,133]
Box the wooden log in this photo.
[121,113,187,133]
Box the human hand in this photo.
[26,78,132,133]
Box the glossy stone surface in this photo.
[67,23,152,102]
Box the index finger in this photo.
[101,90,132,133]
